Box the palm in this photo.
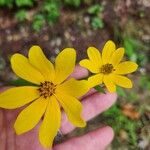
[0,66,117,150]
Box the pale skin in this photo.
[0,66,117,150]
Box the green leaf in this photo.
[0,0,13,7]
[116,86,126,97]
[43,1,60,25]
[123,38,135,60]
[32,14,45,32]
[91,17,104,29]
[88,4,104,15]
[139,75,150,90]
[64,0,81,7]
[94,85,106,94]
[9,78,36,86]
[15,0,34,7]
[15,9,27,22]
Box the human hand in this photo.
[0,66,117,150]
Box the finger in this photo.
[81,88,96,99]
[54,126,114,150]
[69,65,89,79]
[60,92,117,134]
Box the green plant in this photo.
[123,37,138,61]
[9,78,35,86]
[102,104,142,149]
[64,0,81,7]
[88,4,104,15]
[116,87,126,98]
[0,0,13,7]
[43,0,60,25]
[139,75,150,90]
[87,4,104,29]
[32,14,45,32]
[32,0,60,32]
[0,0,34,7]
[91,17,104,29]
[0,0,61,31]
[123,37,148,66]
[15,0,34,7]
[94,85,105,94]
[15,9,27,22]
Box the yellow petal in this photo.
[11,54,45,85]
[14,97,48,135]
[56,92,86,127]
[39,96,61,148]
[54,48,76,84]
[87,47,102,69]
[114,61,138,74]
[79,59,100,73]
[88,73,103,88]
[102,40,116,64]
[0,86,39,109]
[56,78,89,98]
[103,75,116,92]
[110,48,124,67]
[28,46,55,81]
[113,74,133,88]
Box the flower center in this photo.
[100,64,114,74]
[38,81,56,99]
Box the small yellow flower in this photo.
[0,46,89,148]
[79,40,138,92]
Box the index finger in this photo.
[69,65,89,79]
[60,92,117,134]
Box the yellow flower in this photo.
[79,40,138,92]
[0,46,89,148]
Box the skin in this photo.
[0,66,117,150]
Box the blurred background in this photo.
[0,0,150,149]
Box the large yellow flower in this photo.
[80,40,138,92]
[0,46,89,148]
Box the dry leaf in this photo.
[122,103,140,120]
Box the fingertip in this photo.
[89,126,114,150]
[69,65,89,79]
[103,92,118,105]
[97,91,117,111]
[101,126,114,143]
